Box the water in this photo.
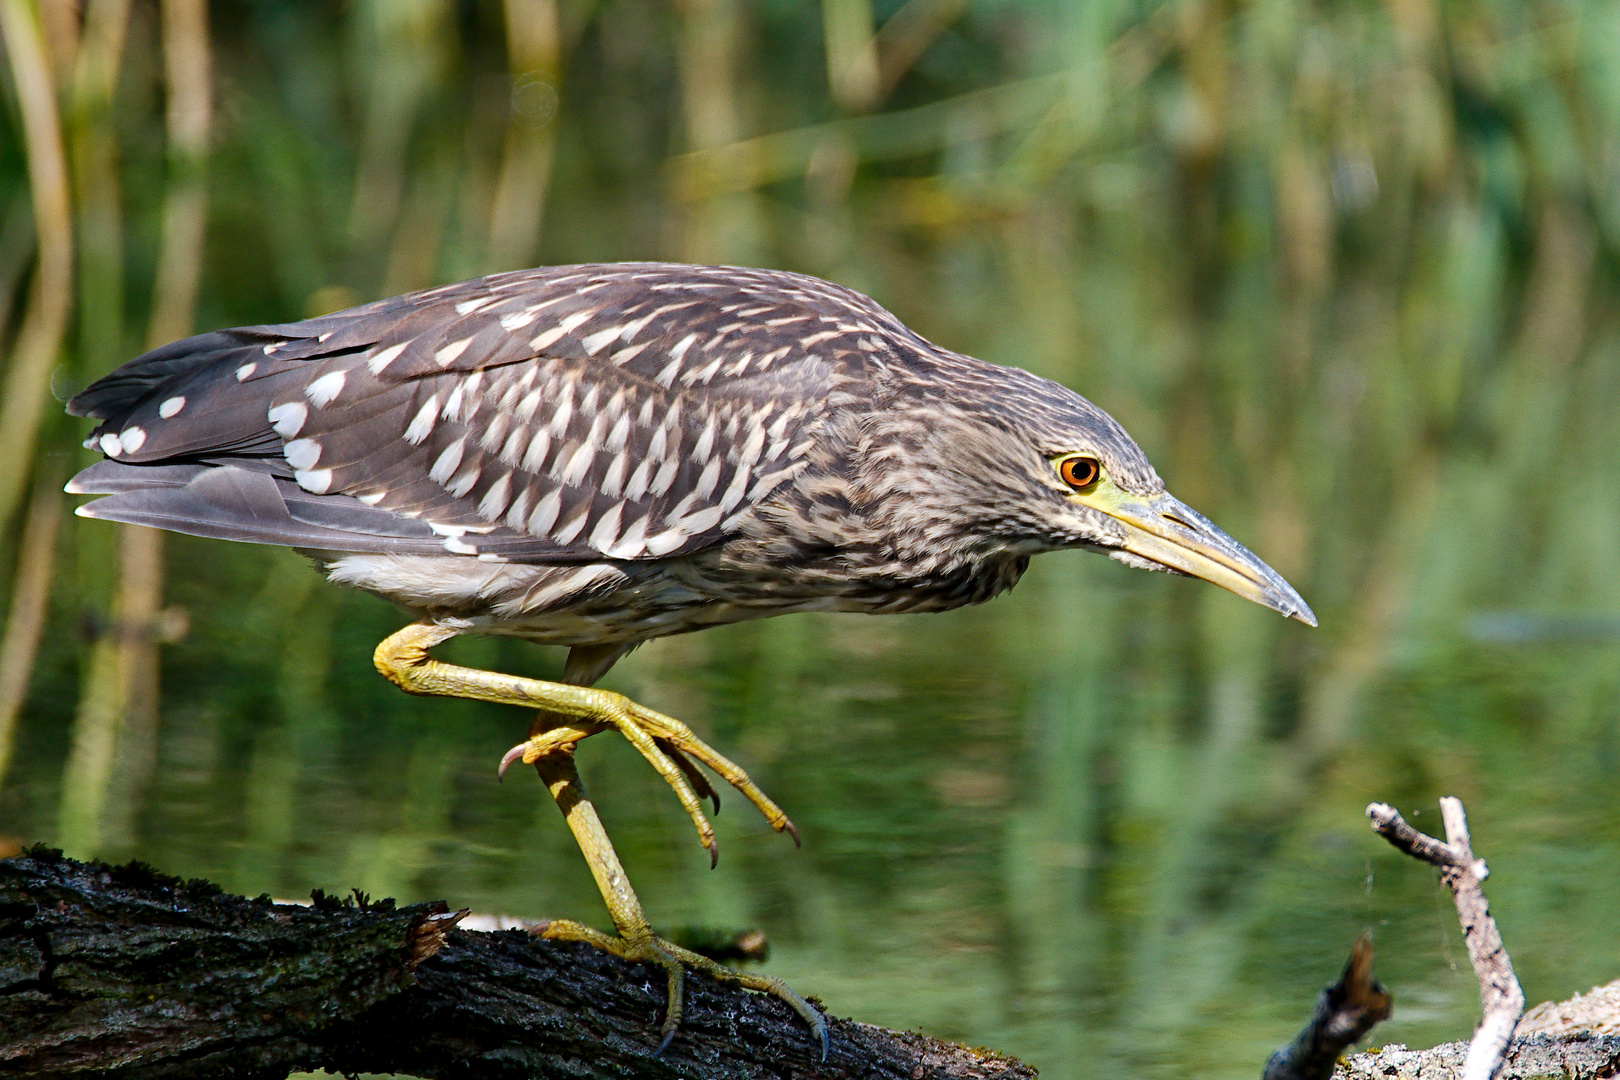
[6,534,1617,1078]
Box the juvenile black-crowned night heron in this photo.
[68,262,1314,1056]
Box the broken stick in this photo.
[1367,797,1525,1080]
[1262,933,1392,1080]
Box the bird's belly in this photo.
[313,544,1024,646]
[313,550,841,646]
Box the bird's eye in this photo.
[1058,456,1100,490]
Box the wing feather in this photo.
[66,263,892,562]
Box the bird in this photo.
[67,261,1314,1057]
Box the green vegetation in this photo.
[0,1,1616,1077]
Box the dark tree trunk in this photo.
[0,849,1032,1080]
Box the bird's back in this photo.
[70,263,917,568]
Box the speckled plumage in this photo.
[69,261,1188,656]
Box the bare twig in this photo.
[1366,800,1485,877]
[1367,799,1525,1080]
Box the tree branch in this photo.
[0,849,1032,1080]
[1366,798,1526,1080]
[1261,933,1391,1080]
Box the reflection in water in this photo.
[6,539,1618,1079]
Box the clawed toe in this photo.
[539,919,828,1061]
[497,708,796,868]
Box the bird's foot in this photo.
[376,624,797,866]
[537,917,828,1059]
[498,695,798,868]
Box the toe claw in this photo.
[783,818,801,848]
[497,741,530,781]
[655,1027,676,1056]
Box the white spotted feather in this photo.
[68,261,885,575]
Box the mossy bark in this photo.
[0,849,1034,1080]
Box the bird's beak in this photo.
[1073,483,1317,627]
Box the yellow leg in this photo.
[375,623,798,861]
[373,622,826,1057]
[532,752,825,1053]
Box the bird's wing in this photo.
[69,263,902,562]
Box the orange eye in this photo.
[1059,456,1099,490]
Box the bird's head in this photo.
[881,358,1316,626]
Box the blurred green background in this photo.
[1,0,1618,1076]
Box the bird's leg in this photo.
[529,747,824,1052]
[373,622,826,1054]
[374,623,797,857]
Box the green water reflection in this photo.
[7,536,1619,1078]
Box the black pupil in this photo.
[1068,459,1094,486]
